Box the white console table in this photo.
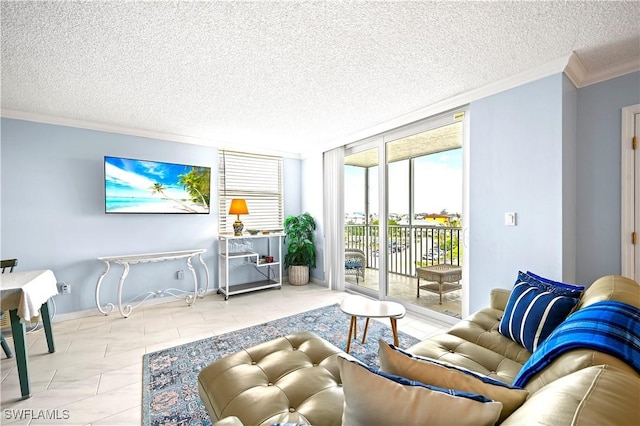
[218,233,283,300]
[95,249,209,318]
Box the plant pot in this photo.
[288,265,309,286]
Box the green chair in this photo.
[1,258,18,358]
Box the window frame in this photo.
[218,150,284,234]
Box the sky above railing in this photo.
[345,148,463,216]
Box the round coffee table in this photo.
[340,295,406,353]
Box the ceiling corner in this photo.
[564,53,588,88]
[565,52,640,89]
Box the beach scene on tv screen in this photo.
[105,157,211,214]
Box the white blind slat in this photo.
[219,151,284,233]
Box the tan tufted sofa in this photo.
[198,275,640,425]
[198,331,349,425]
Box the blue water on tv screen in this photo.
[104,156,211,214]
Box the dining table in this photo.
[0,269,59,399]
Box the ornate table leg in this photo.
[95,260,115,315]
[185,256,197,306]
[117,262,132,318]
[196,252,210,298]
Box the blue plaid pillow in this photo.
[498,279,579,352]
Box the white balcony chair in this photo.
[345,248,366,284]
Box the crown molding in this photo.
[4,48,637,160]
[564,53,640,88]
[0,109,303,159]
[564,53,589,88]
[311,52,640,157]
[311,53,574,156]
[3,54,575,160]
[1,108,218,146]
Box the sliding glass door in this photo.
[344,145,379,297]
[342,109,467,321]
[385,119,464,318]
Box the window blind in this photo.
[218,151,284,234]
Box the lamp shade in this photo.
[228,199,249,215]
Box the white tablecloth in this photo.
[0,270,59,322]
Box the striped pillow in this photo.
[498,280,579,352]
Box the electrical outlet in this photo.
[176,270,185,280]
[59,282,71,294]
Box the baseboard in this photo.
[52,282,329,323]
[282,275,328,287]
[309,277,327,287]
[52,288,220,323]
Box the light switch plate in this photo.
[505,212,517,226]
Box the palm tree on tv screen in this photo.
[148,182,198,213]
[178,167,210,209]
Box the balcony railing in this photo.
[345,224,462,278]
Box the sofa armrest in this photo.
[491,288,511,311]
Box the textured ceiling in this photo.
[2,1,639,156]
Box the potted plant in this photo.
[284,212,317,285]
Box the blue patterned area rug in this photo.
[142,303,420,425]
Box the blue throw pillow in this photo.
[524,271,585,298]
[498,278,579,352]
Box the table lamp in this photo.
[229,199,249,236]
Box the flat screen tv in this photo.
[104,156,211,214]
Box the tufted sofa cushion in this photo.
[197,331,347,426]
[408,274,639,389]
[407,304,530,385]
[406,333,525,384]
[447,308,532,364]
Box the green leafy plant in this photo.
[284,213,317,268]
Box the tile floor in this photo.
[0,283,451,425]
[346,268,463,317]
